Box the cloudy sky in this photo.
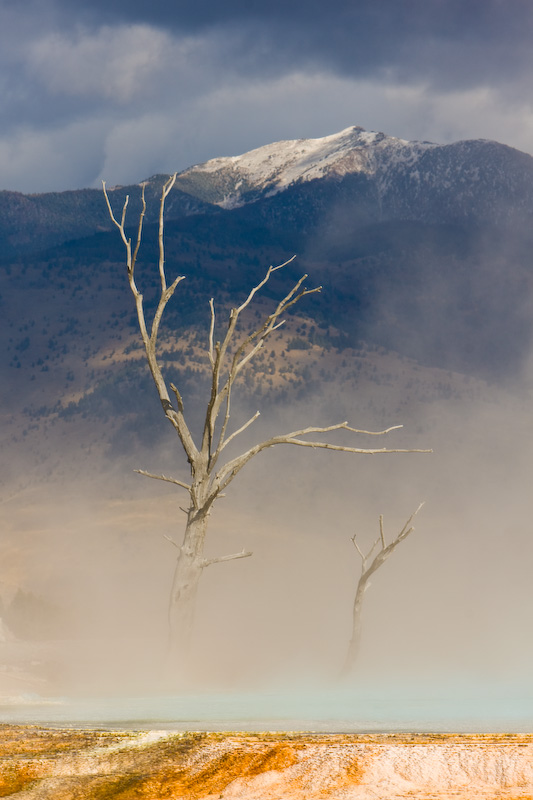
[2,0,533,193]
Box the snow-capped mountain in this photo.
[177,126,436,208]
[3,125,533,257]
[2,122,533,427]
[175,126,533,228]
[177,127,431,207]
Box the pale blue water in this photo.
[1,682,532,732]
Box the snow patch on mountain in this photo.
[180,126,437,208]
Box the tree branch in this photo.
[163,535,181,549]
[214,424,431,493]
[203,258,321,459]
[150,173,182,348]
[201,549,253,568]
[352,502,424,579]
[229,279,321,381]
[135,469,191,491]
[208,298,216,367]
[170,382,185,414]
[219,411,261,453]
[350,534,366,563]
[131,183,147,273]
[211,375,233,465]
[103,179,198,464]
[158,174,177,291]
[102,183,129,249]
[235,256,297,315]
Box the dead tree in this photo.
[341,503,424,677]
[103,175,430,673]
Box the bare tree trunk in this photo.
[341,505,423,678]
[343,572,371,673]
[166,514,208,673]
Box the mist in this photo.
[2,350,533,703]
[1,220,533,732]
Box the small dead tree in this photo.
[341,503,424,677]
[103,175,430,673]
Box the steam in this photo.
[3,354,532,701]
[2,220,533,706]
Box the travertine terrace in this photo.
[1,727,533,798]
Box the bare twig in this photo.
[163,535,181,549]
[379,514,385,549]
[134,469,191,491]
[208,298,216,367]
[201,549,253,568]
[220,411,261,452]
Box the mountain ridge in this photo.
[3,124,533,384]
[3,125,533,257]
[176,127,533,227]
[176,126,438,207]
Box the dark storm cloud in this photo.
[50,0,533,90]
[3,0,533,192]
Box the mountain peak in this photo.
[177,126,437,208]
